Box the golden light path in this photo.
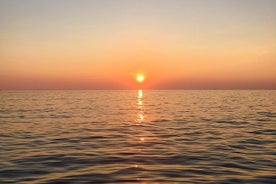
[137,89,144,124]
[135,89,145,171]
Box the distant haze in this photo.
[1,0,276,89]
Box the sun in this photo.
[136,74,144,83]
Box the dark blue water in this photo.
[0,90,275,183]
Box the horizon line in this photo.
[1,88,276,91]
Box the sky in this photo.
[1,0,276,89]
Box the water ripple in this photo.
[0,90,276,183]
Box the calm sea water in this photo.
[0,90,275,183]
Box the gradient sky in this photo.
[1,0,276,89]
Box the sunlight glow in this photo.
[136,74,144,83]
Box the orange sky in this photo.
[1,0,276,89]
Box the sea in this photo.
[0,90,275,183]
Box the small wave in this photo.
[151,119,170,123]
[257,111,276,118]
[249,129,276,135]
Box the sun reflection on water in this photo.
[138,89,143,99]
[135,89,146,170]
[137,90,144,124]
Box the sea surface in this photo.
[0,90,275,183]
